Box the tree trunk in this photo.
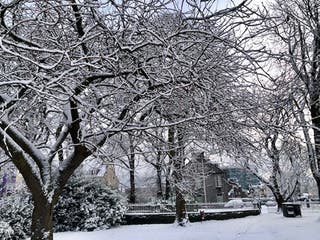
[129,167,136,203]
[275,197,284,212]
[128,135,136,203]
[175,189,187,225]
[31,201,54,240]
[268,181,285,212]
[166,126,175,202]
[308,4,320,196]
[173,126,187,225]
[316,178,320,199]
[165,176,171,200]
[156,164,163,200]
[295,99,320,199]
[310,101,320,198]
[156,150,163,200]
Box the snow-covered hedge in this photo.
[54,176,126,232]
[0,195,33,239]
[0,221,16,240]
[0,176,126,238]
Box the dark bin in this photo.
[282,203,301,217]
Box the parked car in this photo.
[265,200,277,207]
[224,199,244,208]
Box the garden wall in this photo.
[123,209,261,225]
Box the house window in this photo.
[216,187,223,202]
[215,174,222,187]
[216,187,222,196]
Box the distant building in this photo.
[103,165,119,189]
[188,153,229,203]
[125,186,158,203]
[224,167,260,191]
[227,178,248,199]
[89,164,119,189]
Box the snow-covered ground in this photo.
[55,206,320,240]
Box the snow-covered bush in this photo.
[0,193,33,239]
[0,221,15,239]
[0,176,126,238]
[54,176,126,232]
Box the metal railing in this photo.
[126,201,257,213]
[298,200,320,210]
[126,204,175,213]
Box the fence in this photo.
[126,201,257,214]
[126,204,175,213]
[299,200,320,210]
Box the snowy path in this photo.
[54,207,320,240]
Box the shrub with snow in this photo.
[54,176,126,232]
[0,176,126,238]
[0,221,15,239]
[0,194,33,239]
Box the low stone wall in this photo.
[189,209,261,222]
[123,213,176,225]
[123,209,261,225]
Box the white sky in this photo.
[168,0,261,13]
[217,0,243,8]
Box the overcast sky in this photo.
[216,0,243,9]
[218,0,264,9]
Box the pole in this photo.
[202,157,207,203]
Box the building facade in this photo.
[225,167,260,191]
[189,153,229,203]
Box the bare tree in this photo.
[0,0,257,237]
[139,127,168,201]
[111,132,142,203]
[258,0,320,197]
[228,80,309,210]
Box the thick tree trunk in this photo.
[129,167,136,203]
[175,189,187,225]
[296,99,320,199]
[310,101,320,198]
[309,19,320,197]
[31,201,54,240]
[173,126,187,225]
[275,196,285,212]
[268,179,285,212]
[270,172,285,212]
[316,178,320,199]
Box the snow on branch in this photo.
[0,119,46,168]
[0,127,42,194]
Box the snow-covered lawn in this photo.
[55,207,320,240]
